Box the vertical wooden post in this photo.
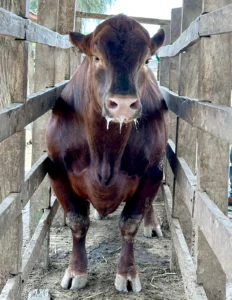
[30,0,59,268]
[56,0,76,81]
[165,8,181,193]
[159,25,170,88]
[70,5,82,77]
[166,7,182,272]
[172,0,202,253]
[0,0,28,293]
[195,1,232,299]
[53,0,77,227]
[30,0,77,256]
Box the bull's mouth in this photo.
[105,115,139,132]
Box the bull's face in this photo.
[69,15,164,128]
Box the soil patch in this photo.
[22,203,185,300]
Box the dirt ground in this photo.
[22,198,186,300]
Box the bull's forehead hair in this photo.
[93,14,150,41]
[92,14,151,60]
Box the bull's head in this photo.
[69,15,164,130]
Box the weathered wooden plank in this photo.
[76,11,170,25]
[158,17,200,58]
[0,276,21,300]
[0,193,21,240]
[199,4,232,36]
[21,153,49,205]
[22,197,59,283]
[0,9,72,48]
[28,289,50,300]
[166,139,196,215]
[169,7,181,94]
[25,81,68,125]
[0,81,68,143]
[56,0,76,80]
[25,21,57,47]
[195,2,231,298]
[0,8,25,39]
[0,0,28,291]
[26,21,72,49]
[195,191,232,282]
[0,198,59,300]
[0,154,48,240]
[56,33,71,49]
[162,184,208,300]
[30,0,57,269]
[159,24,170,88]
[0,103,24,143]
[161,86,232,144]
[159,4,232,58]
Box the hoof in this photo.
[115,273,142,293]
[144,225,163,238]
[61,270,87,290]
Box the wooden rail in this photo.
[0,197,59,300]
[159,1,232,299]
[0,1,232,300]
[0,154,49,240]
[76,11,170,25]
[0,81,68,143]
[0,0,78,299]
[0,8,72,48]
[166,139,232,282]
[158,3,232,57]
[162,184,207,300]
[161,87,232,144]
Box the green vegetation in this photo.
[29,0,115,14]
[29,0,38,13]
[78,0,115,13]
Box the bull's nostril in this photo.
[108,100,118,109]
[130,101,139,110]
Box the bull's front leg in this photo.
[115,175,162,293]
[61,203,90,290]
[48,160,90,290]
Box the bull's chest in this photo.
[64,143,148,215]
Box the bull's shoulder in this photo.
[120,105,168,178]
[46,97,87,160]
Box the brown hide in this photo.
[46,14,169,292]
[46,14,168,217]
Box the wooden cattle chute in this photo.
[158,1,232,300]
[0,0,231,299]
[0,0,81,299]
[0,2,171,299]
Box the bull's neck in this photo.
[85,106,132,181]
[86,107,131,155]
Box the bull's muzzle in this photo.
[104,95,142,127]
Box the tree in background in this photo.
[29,0,38,13]
[77,0,115,13]
[29,0,115,14]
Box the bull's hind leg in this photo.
[48,160,90,290]
[143,202,163,238]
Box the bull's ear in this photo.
[69,32,91,54]
[150,29,165,54]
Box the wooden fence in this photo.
[158,1,232,300]
[0,2,171,300]
[0,1,232,300]
[0,0,81,299]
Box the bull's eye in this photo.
[145,59,150,65]
[94,56,100,62]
